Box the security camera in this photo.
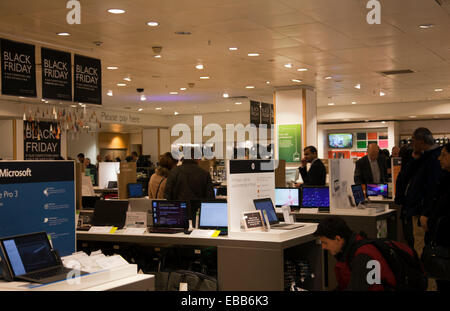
[152,46,162,54]
[188,83,195,88]
[137,88,144,93]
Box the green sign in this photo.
[278,124,302,163]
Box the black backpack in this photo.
[348,238,428,291]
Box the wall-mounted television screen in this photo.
[328,133,353,149]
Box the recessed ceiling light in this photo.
[71,105,77,108]
[123,77,131,82]
[19,96,25,99]
[180,87,187,91]
[419,24,434,29]
[200,76,210,79]
[107,66,118,70]
[147,21,159,27]
[170,92,178,95]
[409,116,417,118]
[266,81,271,84]
[245,86,255,89]
[226,109,231,112]
[140,95,146,101]
[380,91,386,96]
[328,103,335,106]
[155,107,162,110]
[248,53,260,57]
[108,9,126,14]
[195,64,204,70]
[351,101,357,105]
[223,93,229,98]
[291,79,302,83]
[235,102,242,105]
[154,55,162,59]
[325,76,332,80]
[107,90,113,96]
[174,111,179,115]
[434,88,443,92]
[381,121,386,124]
[284,63,293,68]
[138,108,144,112]
[297,68,308,72]
[117,83,126,87]
[229,47,238,51]
[57,32,70,36]
[354,84,361,89]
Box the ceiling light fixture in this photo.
[154,55,162,58]
[245,86,255,89]
[297,68,308,72]
[107,66,118,70]
[380,91,386,96]
[325,76,332,80]
[248,53,260,57]
[140,95,146,101]
[284,63,293,68]
[107,90,113,96]
[292,79,302,83]
[266,81,271,84]
[419,24,434,29]
[235,102,242,105]
[200,76,210,79]
[108,9,126,14]
[223,93,229,98]
[124,77,131,82]
[170,92,178,95]
[328,103,335,106]
[229,47,238,51]
[351,101,357,105]
[180,87,187,91]
[435,88,443,92]
[117,83,126,87]
[409,116,417,118]
[57,32,70,36]
[354,84,361,89]
[174,111,179,115]
[147,21,159,27]
[195,64,204,70]
[155,107,162,110]
[138,108,144,112]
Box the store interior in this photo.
[0,0,449,292]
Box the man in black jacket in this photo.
[354,143,388,185]
[164,148,215,201]
[298,146,326,186]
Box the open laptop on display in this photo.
[107,181,118,189]
[366,184,389,198]
[301,186,330,212]
[127,183,144,198]
[92,200,129,229]
[199,200,228,235]
[275,187,300,209]
[351,184,368,206]
[253,198,304,230]
[0,232,88,284]
[149,200,189,234]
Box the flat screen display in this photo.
[152,200,188,228]
[253,199,279,225]
[366,184,388,198]
[351,184,365,205]
[301,187,330,208]
[128,183,143,198]
[199,201,228,228]
[275,188,300,207]
[328,133,353,149]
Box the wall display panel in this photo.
[24,121,61,160]
[74,54,102,105]
[278,124,302,163]
[41,47,72,101]
[0,161,76,256]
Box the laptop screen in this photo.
[82,196,101,210]
[152,200,188,228]
[301,187,330,208]
[199,201,228,229]
[107,181,118,189]
[366,184,388,198]
[351,184,365,205]
[275,188,300,207]
[128,183,143,198]
[0,232,57,277]
[253,199,279,225]
[92,200,129,228]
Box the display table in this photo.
[77,223,324,291]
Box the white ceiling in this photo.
[0,0,449,116]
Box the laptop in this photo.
[253,198,304,230]
[199,200,228,236]
[275,187,300,209]
[351,184,367,206]
[301,186,330,212]
[92,200,129,229]
[366,184,388,198]
[81,196,101,210]
[0,232,88,284]
[127,183,144,198]
[107,181,118,189]
[149,200,189,234]
[77,210,94,231]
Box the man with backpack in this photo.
[314,216,427,291]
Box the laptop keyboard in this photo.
[26,267,69,280]
[149,227,185,234]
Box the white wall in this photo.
[398,119,450,135]
[142,129,159,162]
[0,120,14,160]
[67,132,98,164]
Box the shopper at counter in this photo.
[164,149,214,201]
[420,143,450,291]
[148,153,177,199]
[77,153,85,164]
[314,216,420,291]
[354,143,388,185]
[297,146,326,186]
